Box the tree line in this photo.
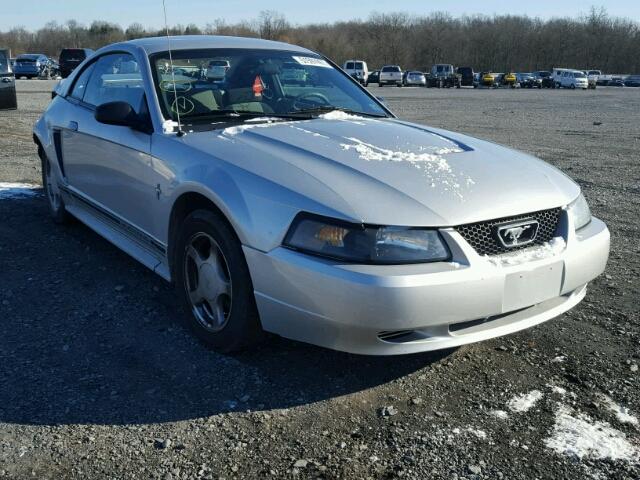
[1,8,638,73]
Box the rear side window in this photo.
[82,53,145,113]
[69,62,96,100]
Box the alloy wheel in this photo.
[183,232,233,332]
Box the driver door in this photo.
[61,52,157,236]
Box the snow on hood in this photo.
[339,136,472,200]
[181,116,580,226]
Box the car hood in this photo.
[181,115,579,226]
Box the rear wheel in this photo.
[40,148,70,224]
[175,210,263,353]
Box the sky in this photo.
[2,0,639,30]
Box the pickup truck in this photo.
[378,65,403,87]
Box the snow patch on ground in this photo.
[485,237,566,267]
[552,355,567,363]
[339,137,472,199]
[0,183,41,200]
[507,390,543,413]
[451,427,488,440]
[551,386,567,395]
[489,409,509,420]
[545,405,639,462]
[600,395,639,426]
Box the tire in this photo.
[378,83,383,87]
[39,147,70,224]
[570,84,576,90]
[175,209,263,353]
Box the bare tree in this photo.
[1,9,638,73]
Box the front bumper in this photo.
[244,215,609,355]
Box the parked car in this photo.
[34,35,609,355]
[456,66,474,87]
[0,48,17,110]
[608,78,625,87]
[13,54,53,79]
[58,48,94,78]
[472,72,481,88]
[624,75,640,87]
[582,70,598,89]
[481,72,499,87]
[553,69,588,90]
[427,64,461,88]
[403,70,426,86]
[501,72,517,88]
[343,59,369,85]
[586,70,605,85]
[366,70,379,86]
[516,73,540,88]
[533,71,555,88]
[206,59,231,81]
[379,65,402,87]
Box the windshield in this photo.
[574,72,586,78]
[151,48,387,122]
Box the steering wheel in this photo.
[293,92,331,111]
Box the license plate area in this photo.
[502,261,564,312]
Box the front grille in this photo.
[455,207,561,256]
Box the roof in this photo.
[120,35,313,55]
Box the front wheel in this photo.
[40,148,70,224]
[175,210,263,353]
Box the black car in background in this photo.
[0,48,17,110]
[366,70,379,86]
[58,48,94,78]
[624,75,640,87]
[456,66,474,86]
[533,71,555,88]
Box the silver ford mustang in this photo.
[33,36,610,355]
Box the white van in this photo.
[343,60,369,85]
[553,68,588,90]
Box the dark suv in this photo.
[456,66,474,87]
[58,48,94,78]
[533,71,555,88]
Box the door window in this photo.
[82,53,146,113]
[69,63,96,100]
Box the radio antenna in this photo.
[162,0,185,136]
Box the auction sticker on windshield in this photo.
[292,56,331,68]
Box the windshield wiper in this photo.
[182,110,313,122]
[287,106,387,118]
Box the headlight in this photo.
[567,193,591,230]
[283,214,450,264]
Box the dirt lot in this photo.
[1,80,639,479]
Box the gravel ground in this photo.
[1,80,639,479]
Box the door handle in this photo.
[67,121,78,131]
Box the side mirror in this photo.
[95,101,151,134]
